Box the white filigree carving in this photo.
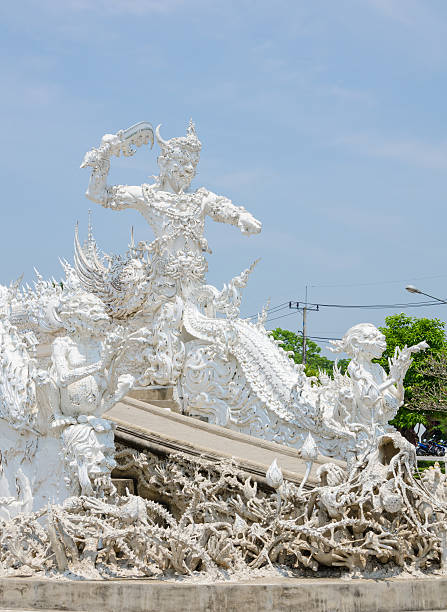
[0,272,135,517]
[1,117,442,582]
[76,120,427,462]
[1,433,447,579]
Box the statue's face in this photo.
[357,326,386,359]
[158,148,200,193]
[59,292,109,334]
[64,424,116,495]
[81,429,116,476]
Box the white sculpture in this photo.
[1,433,446,578]
[0,273,134,518]
[1,116,444,582]
[76,120,428,462]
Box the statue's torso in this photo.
[141,185,209,286]
[59,338,106,417]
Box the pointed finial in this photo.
[301,432,319,461]
[83,210,96,255]
[266,458,283,490]
[188,118,196,136]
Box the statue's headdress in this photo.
[155,119,202,155]
[329,323,379,356]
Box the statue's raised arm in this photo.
[81,121,154,209]
[82,119,261,239]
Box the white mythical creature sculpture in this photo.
[0,272,135,519]
[80,120,261,388]
[80,120,427,461]
[316,323,428,462]
[0,115,445,582]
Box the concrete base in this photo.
[1,576,447,612]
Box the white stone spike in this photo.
[301,432,319,462]
[298,433,319,494]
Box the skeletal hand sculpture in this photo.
[1,432,447,579]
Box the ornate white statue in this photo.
[0,118,430,528]
[1,116,446,581]
[331,324,427,419]
[78,120,427,462]
[0,275,133,518]
[79,121,261,386]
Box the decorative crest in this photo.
[155,120,202,155]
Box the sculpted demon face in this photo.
[331,323,386,360]
[62,419,116,497]
[158,149,200,194]
[58,290,109,335]
[155,121,201,194]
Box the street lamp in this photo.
[405,285,447,305]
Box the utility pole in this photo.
[302,303,307,364]
[289,289,319,366]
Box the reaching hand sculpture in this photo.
[327,323,428,455]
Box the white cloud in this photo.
[366,0,420,26]
[38,0,188,15]
[336,132,447,171]
[366,0,447,44]
[326,85,376,107]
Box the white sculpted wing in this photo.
[73,224,150,319]
[0,287,37,430]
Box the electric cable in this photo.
[308,300,442,309]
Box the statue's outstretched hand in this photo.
[238,211,262,235]
[80,133,121,169]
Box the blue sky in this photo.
[1,0,447,355]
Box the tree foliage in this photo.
[270,328,342,377]
[377,313,447,433]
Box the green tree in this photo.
[377,313,447,435]
[270,328,339,377]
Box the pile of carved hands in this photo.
[1,434,446,579]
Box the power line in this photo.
[264,311,297,323]
[290,300,443,310]
[309,272,447,289]
[245,302,289,320]
[249,298,446,321]
[310,335,342,341]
